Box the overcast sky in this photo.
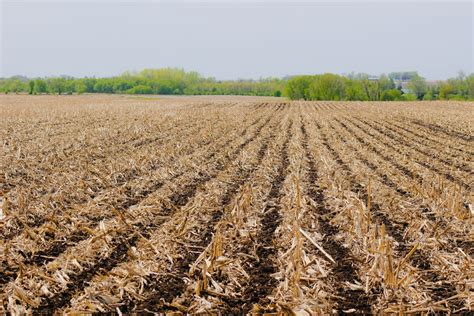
[1,0,472,80]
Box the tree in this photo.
[48,78,67,95]
[402,93,418,101]
[438,82,455,100]
[285,76,313,100]
[423,91,434,100]
[407,75,428,100]
[344,80,366,100]
[34,79,48,94]
[381,89,402,101]
[466,74,474,99]
[75,82,87,94]
[3,69,473,100]
[126,85,153,94]
[359,76,380,101]
[6,80,27,94]
[378,74,395,91]
[64,80,76,94]
[308,74,346,100]
[93,79,114,93]
[28,81,35,94]
[82,78,97,93]
[356,75,398,101]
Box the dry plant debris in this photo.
[0,95,473,314]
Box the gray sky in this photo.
[1,0,472,80]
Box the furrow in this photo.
[300,119,373,313]
[352,118,471,191]
[24,106,275,313]
[131,122,277,313]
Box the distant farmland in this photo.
[1,95,472,314]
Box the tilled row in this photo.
[60,110,291,314]
[409,119,473,143]
[131,118,292,314]
[1,104,260,241]
[3,110,181,189]
[384,121,472,171]
[0,108,272,294]
[357,118,472,181]
[135,116,293,314]
[305,103,469,314]
[2,117,210,240]
[335,118,472,253]
[300,118,373,313]
[326,121,467,310]
[1,99,471,315]
[349,118,471,191]
[2,104,279,314]
[385,120,473,160]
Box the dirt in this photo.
[302,121,374,313]
[1,115,274,293]
[28,116,273,314]
[342,119,422,183]
[3,100,470,314]
[374,122,470,173]
[0,263,18,287]
[337,122,441,223]
[2,216,47,241]
[235,120,292,313]
[321,123,464,309]
[359,119,470,190]
[2,117,241,243]
[122,117,276,313]
[410,120,473,142]
[388,121,469,159]
[32,233,141,313]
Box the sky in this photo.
[0,0,472,80]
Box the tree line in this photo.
[0,68,284,97]
[1,68,473,101]
[285,72,474,101]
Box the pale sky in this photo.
[1,0,472,80]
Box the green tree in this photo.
[423,91,434,100]
[82,78,97,93]
[28,81,35,94]
[439,82,455,100]
[126,85,153,94]
[359,76,381,101]
[285,76,314,100]
[344,79,366,100]
[34,79,48,94]
[466,74,474,99]
[402,93,418,101]
[93,79,114,93]
[48,78,67,95]
[407,75,428,100]
[378,74,395,91]
[381,89,402,101]
[308,74,346,100]
[75,82,88,94]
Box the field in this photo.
[0,95,473,314]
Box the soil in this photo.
[302,121,373,313]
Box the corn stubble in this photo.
[0,95,473,315]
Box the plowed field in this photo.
[1,95,473,314]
